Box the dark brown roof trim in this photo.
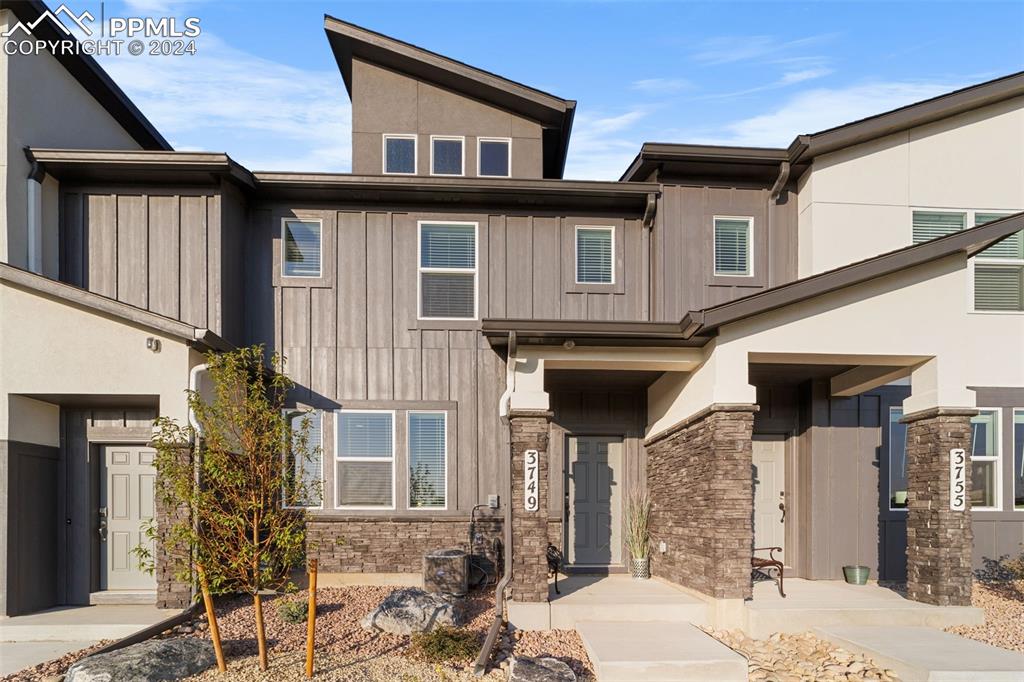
[620,143,789,183]
[0,263,230,352]
[682,210,1024,338]
[481,318,702,347]
[323,16,575,179]
[0,0,170,151]
[26,148,256,190]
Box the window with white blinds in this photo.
[912,211,965,244]
[284,410,322,508]
[575,226,614,284]
[973,212,1023,312]
[282,220,322,277]
[408,412,447,509]
[419,222,477,319]
[336,411,394,509]
[714,217,752,276]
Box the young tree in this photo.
[152,345,318,671]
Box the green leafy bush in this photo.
[277,598,309,624]
[410,626,480,663]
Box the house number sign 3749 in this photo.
[524,449,539,512]
[950,448,967,511]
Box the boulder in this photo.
[360,587,464,635]
[509,656,576,682]
[66,637,215,682]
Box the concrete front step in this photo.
[89,590,157,605]
[815,625,1024,682]
[577,620,748,682]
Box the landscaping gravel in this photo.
[946,579,1024,652]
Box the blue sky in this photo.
[88,0,1024,180]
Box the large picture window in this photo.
[408,412,447,509]
[971,409,1001,510]
[282,219,322,278]
[889,407,908,510]
[283,410,322,508]
[336,411,394,509]
[418,222,477,319]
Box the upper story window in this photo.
[478,138,511,177]
[418,222,477,319]
[408,411,447,509]
[575,226,614,284]
[336,410,395,509]
[383,134,416,175]
[714,216,752,276]
[431,136,465,176]
[282,219,322,278]
[283,410,323,509]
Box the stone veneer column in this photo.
[508,410,553,603]
[645,404,757,600]
[902,408,975,606]
[155,443,192,609]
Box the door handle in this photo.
[98,506,108,542]
[778,502,786,524]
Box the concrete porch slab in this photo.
[577,620,748,682]
[0,640,95,676]
[745,579,983,638]
[815,626,1024,682]
[0,604,173,642]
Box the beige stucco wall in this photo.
[0,282,199,445]
[797,96,1024,277]
[0,9,141,271]
[350,58,543,177]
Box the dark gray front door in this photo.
[567,436,622,566]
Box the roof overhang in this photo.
[26,149,256,190]
[481,318,702,347]
[620,143,792,183]
[323,16,576,179]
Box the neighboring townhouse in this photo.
[1,9,1022,629]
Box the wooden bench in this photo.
[752,547,786,597]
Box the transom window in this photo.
[408,412,447,509]
[714,217,753,276]
[418,222,477,319]
[282,219,322,278]
[431,136,464,176]
[478,138,511,177]
[336,410,394,509]
[971,409,1001,510]
[383,134,416,175]
[575,226,614,284]
[283,410,322,508]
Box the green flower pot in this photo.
[843,565,870,585]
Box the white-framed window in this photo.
[971,409,1001,510]
[477,137,511,177]
[575,225,614,284]
[408,411,447,509]
[283,409,323,509]
[1014,409,1024,511]
[430,135,465,176]
[888,407,909,511]
[335,410,395,510]
[912,210,1023,313]
[418,221,478,320]
[282,219,322,278]
[383,134,417,175]
[713,216,753,276]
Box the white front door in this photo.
[100,445,158,590]
[567,436,623,566]
[752,435,786,565]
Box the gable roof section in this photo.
[323,16,576,179]
[0,0,170,151]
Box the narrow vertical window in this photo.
[284,410,322,508]
[408,412,447,509]
[478,138,511,177]
[973,212,1024,312]
[383,135,416,175]
[336,411,394,509]
[431,136,464,176]
[1014,410,1024,511]
[970,410,1001,510]
[282,219,322,277]
[575,226,614,284]
[889,408,908,510]
[714,217,752,276]
[419,222,477,319]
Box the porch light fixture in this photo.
[146,337,161,353]
[562,339,575,350]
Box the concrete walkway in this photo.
[816,625,1024,681]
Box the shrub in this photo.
[277,598,309,624]
[410,626,480,663]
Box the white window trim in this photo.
[407,410,448,511]
[417,220,479,321]
[713,215,754,277]
[281,218,323,279]
[477,137,512,178]
[574,225,615,285]
[382,134,418,176]
[972,407,1002,512]
[1014,408,1024,512]
[429,135,465,177]
[282,409,324,511]
[888,406,908,513]
[334,409,397,511]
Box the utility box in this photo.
[423,548,468,596]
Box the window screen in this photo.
[912,211,965,244]
[336,412,393,508]
[283,220,321,277]
[714,218,751,275]
[385,136,416,174]
[409,412,446,508]
[420,223,476,318]
[284,411,322,508]
[432,138,463,175]
[576,227,613,284]
[974,264,1024,311]
[479,140,510,177]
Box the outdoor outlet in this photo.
[487,494,499,509]
[659,541,667,554]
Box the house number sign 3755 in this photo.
[950,448,967,511]
[524,449,539,512]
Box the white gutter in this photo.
[188,363,208,437]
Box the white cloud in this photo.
[630,77,693,94]
[692,33,836,66]
[779,67,833,85]
[563,108,648,181]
